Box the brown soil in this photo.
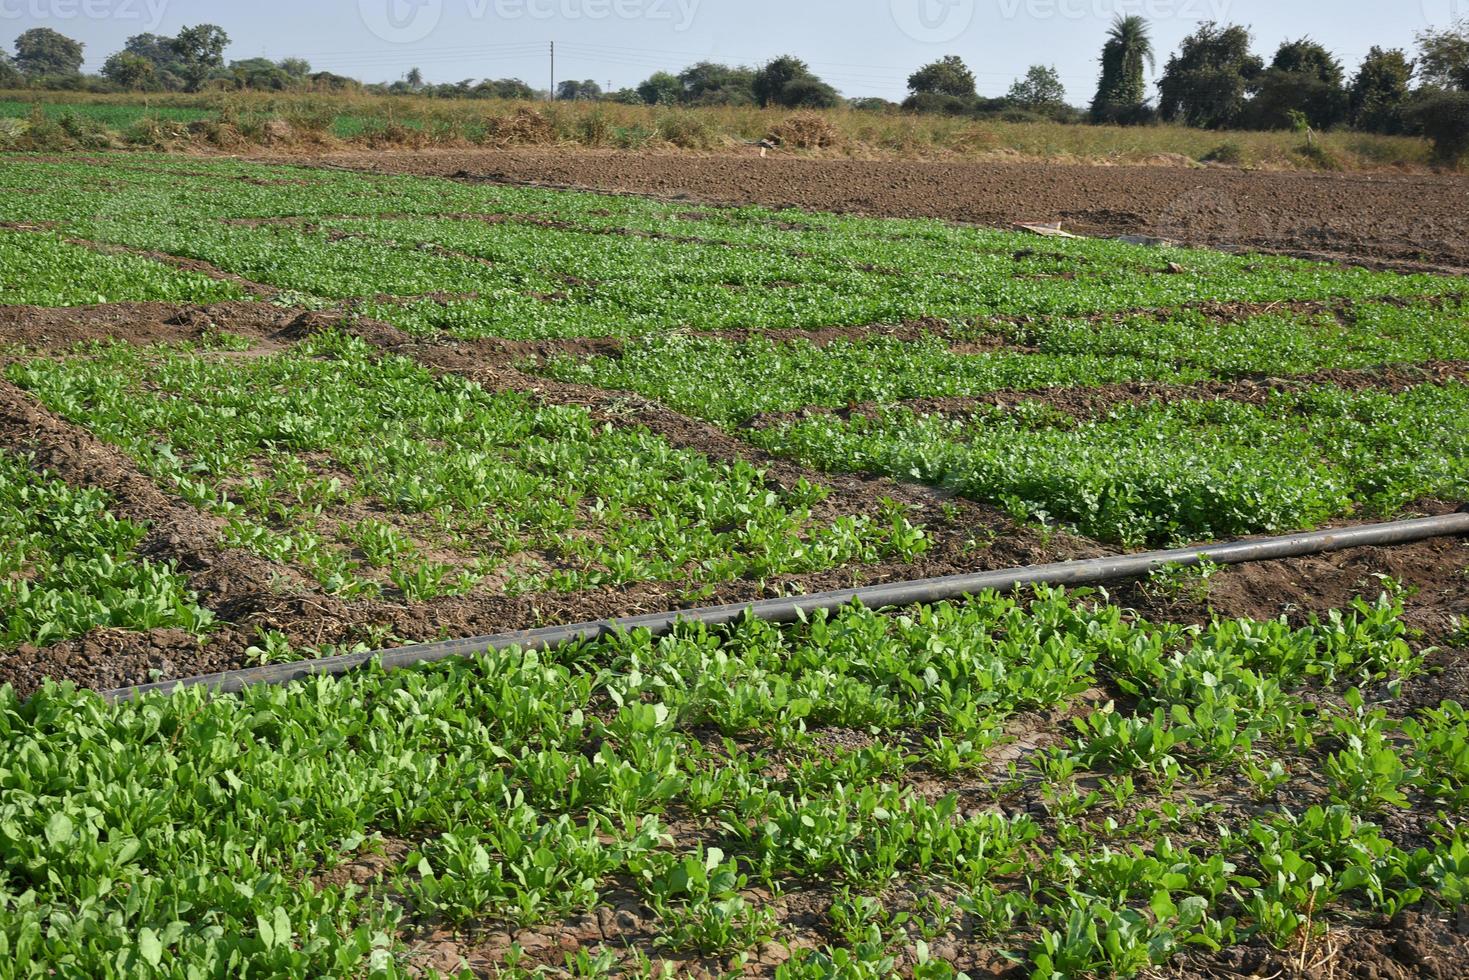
[257,149,1469,274]
[1117,527,1469,650]
[0,301,299,350]
[1166,910,1469,979]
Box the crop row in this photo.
[6,333,927,601]
[533,297,1469,426]
[0,229,243,307]
[0,157,1460,337]
[0,451,213,649]
[753,382,1469,546]
[2,587,1462,976]
[1000,299,1469,373]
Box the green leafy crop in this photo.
[0,452,213,648]
[8,334,926,597]
[755,382,1469,545]
[0,588,1461,977]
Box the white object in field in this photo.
[1015,222,1079,238]
[1117,234,1182,248]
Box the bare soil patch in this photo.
[1117,523,1469,650]
[0,300,302,351]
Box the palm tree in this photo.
[1111,15,1155,90]
[1091,15,1155,123]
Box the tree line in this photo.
[2,18,1466,160]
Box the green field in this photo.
[0,153,1466,977]
[0,100,216,127]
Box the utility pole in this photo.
[549,41,555,101]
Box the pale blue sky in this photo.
[2,0,1455,102]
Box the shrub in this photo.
[902,92,975,116]
[1406,90,1469,167]
[122,116,177,148]
[575,108,613,147]
[768,112,840,149]
[1200,141,1246,165]
[282,103,338,142]
[614,124,656,149]
[778,77,841,110]
[17,105,72,150]
[485,106,555,146]
[1293,139,1343,171]
[656,109,718,149]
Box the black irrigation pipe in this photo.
[105,512,1469,702]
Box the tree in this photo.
[405,67,424,89]
[124,33,175,66]
[1350,47,1413,134]
[751,55,839,109]
[753,55,814,108]
[1006,65,1067,110]
[228,58,291,91]
[908,55,976,99]
[677,61,755,105]
[1092,16,1154,123]
[309,71,360,93]
[14,28,84,77]
[777,76,840,108]
[279,57,311,79]
[1270,37,1343,83]
[0,52,20,88]
[169,24,228,91]
[1158,22,1263,129]
[120,32,184,88]
[556,79,601,101]
[903,91,979,115]
[474,77,535,100]
[1406,90,1469,164]
[637,70,682,105]
[1417,19,1469,91]
[1246,38,1348,130]
[101,51,157,90]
